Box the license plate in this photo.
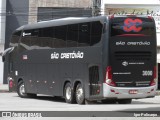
[129,90,138,94]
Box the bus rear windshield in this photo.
[110,17,155,37]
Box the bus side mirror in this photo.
[2,55,5,62]
[0,52,5,62]
[2,47,14,62]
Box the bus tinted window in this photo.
[39,27,54,48]
[110,17,155,37]
[21,30,31,46]
[67,24,78,47]
[54,25,67,48]
[30,29,39,47]
[78,22,91,47]
[20,21,103,49]
[21,29,39,47]
[11,31,21,44]
[90,21,102,45]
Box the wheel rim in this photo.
[19,84,25,96]
[76,87,83,102]
[66,86,71,100]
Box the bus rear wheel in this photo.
[117,99,132,104]
[64,83,75,104]
[17,81,28,98]
[75,83,85,105]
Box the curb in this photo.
[0,90,9,93]
[0,84,8,92]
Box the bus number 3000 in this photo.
[142,71,153,76]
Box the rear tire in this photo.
[27,93,37,98]
[101,99,117,104]
[64,83,75,104]
[17,81,28,98]
[85,100,96,104]
[75,83,85,105]
[117,99,132,104]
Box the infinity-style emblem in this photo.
[123,18,142,32]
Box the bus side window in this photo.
[78,22,91,47]
[30,29,39,47]
[39,27,54,48]
[21,30,32,47]
[10,31,22,45]
[67,24,78,47]
[21,29,39,49]
[54,25,67,48]
[90,21,103,46]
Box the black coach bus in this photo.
[3,15,157,104]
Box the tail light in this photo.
[148,16,153,20]
[109,15,114,19]
[8,77,14,88]
[9,80,13,88]
[105,66,116,87]
[150,66,157,86]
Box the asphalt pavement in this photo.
[0,84,8,92]
[0,84,160,120]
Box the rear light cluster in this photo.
[150,66,157,86]
[8,77,14,88]
[109,15,114,19]
[148,16,153,20]
[9,80,13,88]
[105,66,116,87]
[104,66,156,87]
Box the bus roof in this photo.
[15,15,153,32]
[16,16,107,31]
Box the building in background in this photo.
[29,0,92,23]
[3,0,92,84]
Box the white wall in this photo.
[0,0,6,44]
[0,45,4,84]
[0,0,6,84]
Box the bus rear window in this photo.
[110,17,155,37]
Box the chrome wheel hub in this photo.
[66,87,71,100]
[20,84,25,95]
[76,88,83,101]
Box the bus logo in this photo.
[123,18,142,32]
[23,32,31,37]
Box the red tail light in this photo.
[109,15,114,19]
[106,66,112,79]
[148,16,152,20]
[9,80,13,88]
[150,66,157,86]
[105,66,116,87]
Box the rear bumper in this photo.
[103,83,156,99]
